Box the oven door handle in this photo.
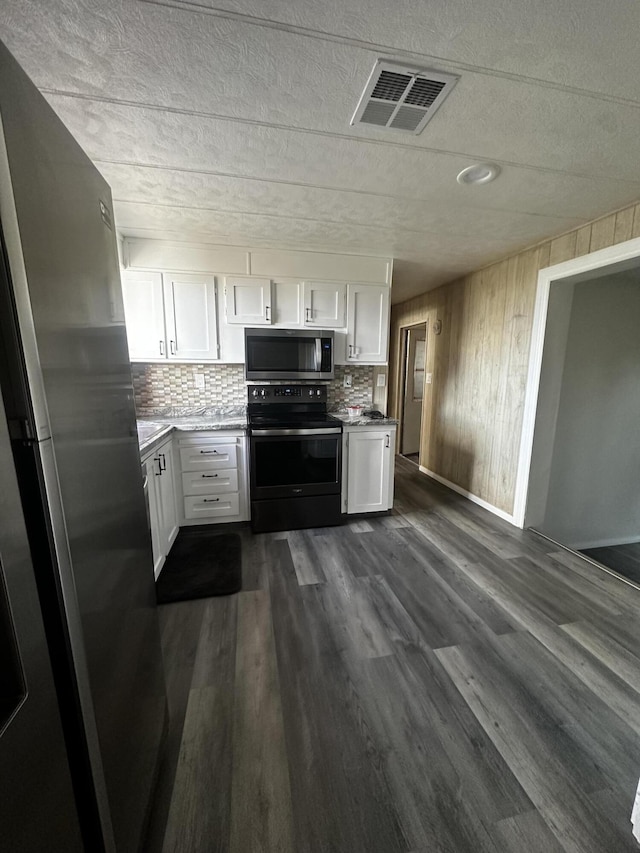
[251,427,342,436]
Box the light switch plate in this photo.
[343,374,353,388]
[194,372,205,390]
[376,374,386,387]
[425,372,433,384]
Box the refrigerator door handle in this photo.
[36,438,117,852]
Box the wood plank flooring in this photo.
[145,456,640,853]
[581,542,640,587]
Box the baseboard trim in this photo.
[418,466,517,526]
[568,534,640,551]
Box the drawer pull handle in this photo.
[201,474,218,478]
[203,498,220,503]
[200,450,219,454]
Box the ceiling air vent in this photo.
[351,60,458,135]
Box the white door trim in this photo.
[513,235,640,528]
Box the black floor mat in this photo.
[156,529,242,604]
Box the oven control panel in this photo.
[248,385,326,402]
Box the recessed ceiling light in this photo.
[456,163,501,185]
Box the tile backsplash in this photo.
[328,365,374,410]
[131,362,378,415]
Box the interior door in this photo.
[401,325,427,456]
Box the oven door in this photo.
[250,428,342,500]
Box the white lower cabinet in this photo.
[175,431,249,524]
[342,425,396,514]
[143,436,179,579]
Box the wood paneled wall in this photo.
[390,201,640,516]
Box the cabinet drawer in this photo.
[180,443,237,472]
[182,469,238,496]
[184,493,240,520]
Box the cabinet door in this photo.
[346,284,390,363]
[121,271,166,360]
[272,280,302,326]
[163,274,219,360]
[303,281,346,328]
[157,440,179,552]
[346,430,391,514]
[224,276,272,325]
[145,456,165,578]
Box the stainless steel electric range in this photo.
[247,385,343,533]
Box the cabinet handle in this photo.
[201,473,218,478]
[203,498,220,503]
[170,339,176,355]
[159,453,166,472]
[348,344,353,357]
[159,340,165,356]
[305,307,311,321]
[155,457,162,476]
[265,305,271,322]
[200,449,219,454]
[385,434,390,448]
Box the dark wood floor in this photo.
[402,452,420,465]
[145,456,640,853]
[581,542,640,587]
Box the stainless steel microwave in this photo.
[244,328,334,381]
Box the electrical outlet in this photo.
[425,372,433,384]
[343,373,353,388]
[194,372,205,390]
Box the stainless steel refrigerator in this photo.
[0,41,167,852]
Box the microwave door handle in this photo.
[315,337,322,371]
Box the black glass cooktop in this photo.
[248,411,343,430]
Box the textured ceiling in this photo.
[2,0,640,302]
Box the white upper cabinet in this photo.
[163,274,219,360]
[121,271,219,361]
[121,271,166,360]
[272,281,302,326]
[224,276,272,325]
[346,284,390,363]
[302,281,346,328]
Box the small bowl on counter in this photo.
[346,405,364,418]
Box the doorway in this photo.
[400,323,427,464]
[515,236,640,587]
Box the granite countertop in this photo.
[329,411,398,427]
[137,406,396,454]
[137,406,247,454]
